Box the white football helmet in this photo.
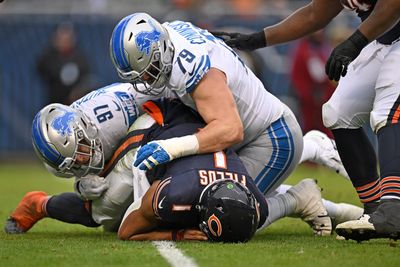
[110,13,174,96]
[32,103,104,178]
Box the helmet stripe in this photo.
[111,14,136,71]
[31,113,64,166]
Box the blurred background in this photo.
[0,0,361,161]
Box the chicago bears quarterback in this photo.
[213,0,400,241]
[5,89,362,238]
[109,13,348,202]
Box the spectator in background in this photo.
[37,22,90,105]
[290,30,335,137]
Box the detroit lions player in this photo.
[212,0,400,241]
[6,95,362,237]
[6,82,144,232]
[109,13,347,199]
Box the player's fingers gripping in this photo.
[333,60,344,81]
[326,56,336,81]
[325,56,333,78]
[138,157,157,171]
[134,143,158,167]
[136,142,172,170]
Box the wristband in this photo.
[163,135,199,159]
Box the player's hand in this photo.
[134,141,172,170]
[134,136,199,171]
[74,174,109,200]
[325,30,369,81]
[211,31,266,51]
[182,229,208,241]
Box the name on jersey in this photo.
[114,91,139,126]
[198,170,247,186]
[169,21,216,45]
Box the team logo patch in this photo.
[51,111,75,137]
[207,214,222,237]
[135,22,161,55]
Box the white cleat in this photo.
[303,130,349,179]
[288,178,332,236]
[331,203,364,240]
[335,214,376,241]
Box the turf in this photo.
[1,163,399,267]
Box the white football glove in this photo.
[74,174,109,200]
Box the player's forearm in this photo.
[265,1,342,45]
[127,231,176,241]
[195,118,243,154]
[358,0,400,41]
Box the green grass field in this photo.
[1,163,400,267]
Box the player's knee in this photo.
[322,101,365,130]
[370,111,385,133]
[322,102,340,129]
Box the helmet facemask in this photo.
[197,179,260,243]
[127,45,173,96]
[110,13,174,96]
[57,113,104,177]
[32,104,105,178]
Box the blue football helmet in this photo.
[32,103,104,178]
[110,13,174,96]
[197,179,259,243]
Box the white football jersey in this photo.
[163,21,286,148]
[70,83,140,161]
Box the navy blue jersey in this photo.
[150,126,268,230]
[111,98,268,230]
[353,0,400,45]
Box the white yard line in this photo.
[152,241,198,267]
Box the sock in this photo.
[378,124,400,200]
[332,128,380,202]
[258,193,296,232]
[46,192,100,227]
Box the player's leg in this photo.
[259,179,332,236]
[5,192,99,234]
[336,43,400,240]
[91,168,134,232]
[322,42,390,214]
[237,107,303,195]
[259,182,363,236]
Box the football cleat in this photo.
[303,130,349,179]
[288,178,332,236]
[336,199,400,242]
[331,203,364,227]
[4,191,49,234]
[335,214,379,241]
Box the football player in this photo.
[212,0,400,241]
[5,95,362,238]
[109,13,348,202]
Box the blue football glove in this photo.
[133,135,199,171]
[134,141,172,170]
